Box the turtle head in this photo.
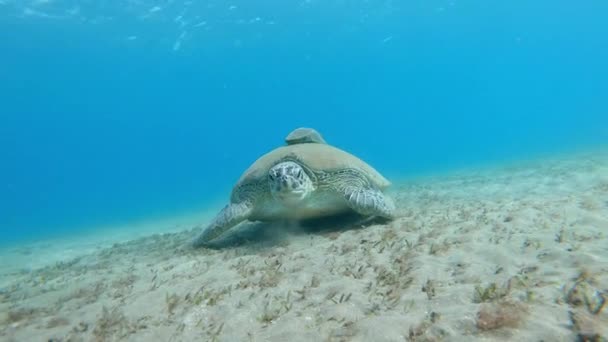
[269,161,313,205]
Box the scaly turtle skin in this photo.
[191,128,395,247]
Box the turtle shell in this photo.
[235,143,391,190]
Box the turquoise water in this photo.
[1,0,607,244]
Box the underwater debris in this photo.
[310,275,321,288]
[568,310,604,342]
[165,292,180,315]
[564,271,606,316]
[2,306,51,327]
[63,281,106,305]
[111,274,138,289]
[422,279,436,300]
[45,316,70,328]
[408,320,431,340]
[579,197,601,211]
[4,307,34,325]
[476,301,526,331]
[92,306,135,341]
[72,321,89,333]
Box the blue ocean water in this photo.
[1,0,606,245]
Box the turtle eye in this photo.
[297,169,303,178]
[269,173,275,180]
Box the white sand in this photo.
[0,211,217,287]
[1,149,607,342]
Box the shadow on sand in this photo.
[197,213,391,250]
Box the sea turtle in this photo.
[191,128,395,247]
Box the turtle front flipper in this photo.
[342,187,395,219]
[191,201,253,247]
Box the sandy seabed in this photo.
[1,150,607,342]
